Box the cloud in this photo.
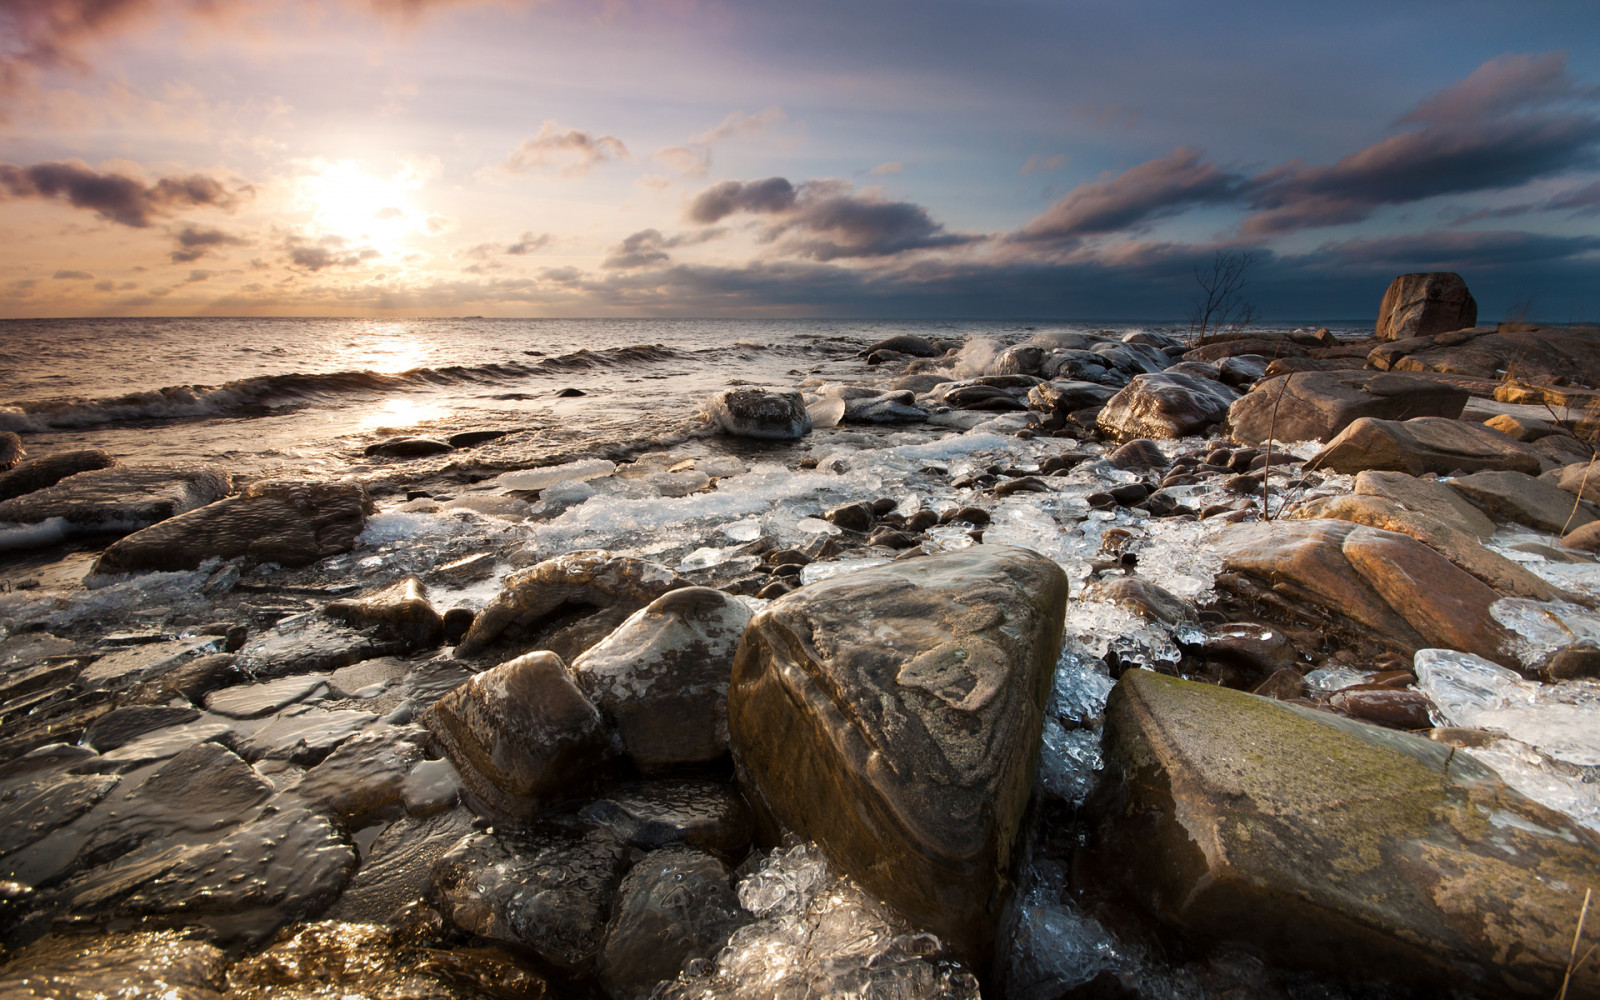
[0,159,244,227]
[53,269,94,279]
[603,227,723,269]
[170,223,248,262]
[1020,154,1068,175]
[1397,51,1596,126]
[654,146,711,177]
[506,231,551,254]
[504,121,631,177]
[1015,147,1242,243]
[687,177,798,224]
[1546,179,1600,215]
[651,108,788,178]
[286,235,379,271]
[1297,229,1600,272]
[870,162,905,175]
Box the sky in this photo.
[1,0,1598,321]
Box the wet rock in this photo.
[0,931,228,999]
[83,705,200,751]
[1371,325,1600,387]
[570,587,751,771]
[1096,373,1238,442]
[1375,271,1477,340]
[79,636,220,692]
[823,501,875,532]
[1220,520,1516,667]
[1095,669,1599,996]
[0,464,232,534]
[1216,354,1269,387]
[225,920,550,1000]
[441,607,475,643]
[423,650,610,818]
[1450,469,1598,534]
[431,827,628,972]
[327,809,474,922]
[1353,469,1496,538]
[862,334,943,358]
[233,706,377,765]
[456,550,688,660]
[1026,379,1118,418]
[325,655,408,699]
[365,436,453,458]
[580,779,754,854]
[989,344,1045,376]
[0,772,120,857]
[1190,621,1299,678]
[0,431,21,471]
[707,389,811,441]
[124,653,242,706]
[0,448,117,503]
[1327,687,1433,729]
[938,380,1033,410]
[992,476,1052,498]
[1082,577,1193,626]
[448,429,513,448]
[1306,416,1539,476]
[94,479,372,573]
[843,390,928,423]
[92,720,235,770]
[205,672,330,718]
[294,725,427,825]
[233,615,412,678]
[325,576,444,647]
[1227,372,1467,446]
[1539,643,1600,682]
[729,546,1068,961]
[1251,668,1306,700]
[596,846,752,1000]
[1106,439,1168,471]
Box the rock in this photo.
[79,637,220,692]
[1371,325,1600,387]
[1450,469,1598,534]
[325,576,444,647]
[0,464,232,534]
[233,616,405,679]
[1105,439,1168,471]
[82,705,200,751]
[233,705,376,765]
[422,650,610,818]
[988,344,1044,376]
[1216,354,1269,387]
[728,546,1068,961]
[94,480,372,573]
[1564,521,1600,553]
[1375,272,1477,340]
[294,725,427,826]
[1327,687,1433,729]
[326,656,409,699]
[364,436,453,458]
[706,389,811,441]
[822,501,875,532]
[1556,460,1600,504]
[1094,669,1600,996]
[1182,339,1308,363]
[431,827,628,972]
[1025,379,1118,417]
[862,334,943,358]
[570,587,751,771]
[0,931,228,999]
[0,448,117,503]
[596,846,751,1000]
[448,429,512,448]
[1220,520,1516,666]
[456,550,688,660]
[1096,373,1238,442]
[580,779,754,853]
[327,809,473,922]
[0,431,21,472]
[1353,469,1496,538]
[842,390,927,423]
[939,382,1031,410]
[1306,416,1539,476]
[1532,434,1596,472]
[205,672,329,718]
[1081,577,1193,626]
[0,771,121,857]
[1227,372,1467,445]
[1251,668,1306,700]
[1483,413,1556,441]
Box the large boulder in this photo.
[1370,325,1600,387]
[0,463,230,532]
[1306,416,1539,476]
[1354,469,1496,539]
[1096,372,1238,442]
[1450,469,1599,534]
[570,586,752,771]
[1375,272,1477,340]
[0,448,116,502]
[94,479,371,573]
[1227,372,1467,445]
[422,650,612,818]
[1095,669,1600,997]
[706,389,811,441]
[1556,460,1600,504]
[727,546,1068,961]
[455,551,688,661]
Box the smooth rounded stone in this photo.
[448,428,513,449]
[580,779,755,853]
[294,725,428,826]
[991,476,1051,498]
[1226,371,1468,446]
[205,672,330,719]
[1375,271,1477,340]
[80,705,200,752]
[1450,469,1598,534]
[1096,372,1238,442]
[706,389,811,441]
[0,930,228,999]
[401,756,462,814]
[1190,621,1299,678]
[422,650,611,818]
[842,390,928,424]
[1105,438,1168,471]
[1095,670,1599,996]
[987,344,1044,376]
[364,436,453,458]
[78,636,220,693]
[570,587,752,771]
[1293,493,1563,601]
[94,479,373,573]
[456,550,687,659]
[596,845,752,1000]
[325,576,445,647]
[0,463,232,533]
[234,705,378,765]
[0,448,117,503]
[890,373,954,394]
[0,772,120,857]
[327,808,475,922]
[1327,687,1433,729]
[225,919,549,1000]
[0,431,21,471]
[1353,469,1497,539]
[937,381,1032,410]
[117,805,357,946]
[1564,520,1600,553]
[822,500,875,532]
[728,546,1068,962]
[1216,354,1270,387]
[1555,460,1600,504]
[1162,360,1222,381]
[1025,378,1118,417]
[431,827,629,972]
[1307,416,1540,476]
[1539,643,1600,682]
[862,334,943,358]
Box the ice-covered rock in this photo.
[706,389,812,441]
[496,458,616,491]
[1096,372,1237,442]
[580,779,754,853]
[324,575,444,647]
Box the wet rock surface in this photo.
[1096,372,1238,441]
[707,389,812,441]
[0,448,117,503]
[0,464,232,533]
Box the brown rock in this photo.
[1306,416,1539,476]
[1556,459,1600,504]
[1562,521,1600,553]
[1353,469,1496,538]
[1327,688,1433,729]
[1106,438,1169,470]
[1371,324,1600,387]
[1375,272,1477,340]
[728,546,1068,962]
[1450,469,1598,534]
[1227,371,1467,445]
[325,575,444,647]
[1182,339,1308,363]
[1251,668,1306,700]
[1532,434,1596,472]
[0,448,117,502]
[1096,372,1238,442]
[0,463,231,532]
[0,432,21,472]
[1483,413,1556,442]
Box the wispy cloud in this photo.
[170,223,248,262]
[504,121,631,177]
[1015,147,1241,243]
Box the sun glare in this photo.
[298,160,422,255]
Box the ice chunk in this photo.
[1303,667,1367,697]
[495,459,616,491]
[1490,597,1600,664]
[1415,648,1600,767]
[1465,739,1600,833]
[723,518,763,542]
[799,557,891,586]
[680,546,736,571]
[1038,720,1102,806]
[1004,862,1122,998]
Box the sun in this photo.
[297,160,420,254]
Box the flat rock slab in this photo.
[728,545,1068,962]
[1096,372,1238,442]
[205,673,330,718]
[324,576,443,647]
[233,616,405,678]
[0,449,118,503]
[1354,469,1496,539]
[1096,670,1600,997]
[0,771,120,857]
[1370,324,1600,387]
[1308,416,1539,476]
[79,637,221,692]
[1451,469,1599,534]
[1227,371,1466,445]
[0,464,231,531]
[232,705,376,765]
[326,808,474,923]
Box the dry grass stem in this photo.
[1261,373,1293,521]
[1558,887,1592,1000]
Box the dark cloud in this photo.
[603,227,722,269]
[1547,179,1600,215]
[1296,229,1600,272]
[0,160,242,227]
[505,122,630,177]
[506,231,552,255]
[1015,147,1242,243]
[286,235,379,272]
[52,268,94,279]
[687,177,798,224]
[170,224,248,262]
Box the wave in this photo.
[0,344,692,432]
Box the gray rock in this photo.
[83,705,200,751]
[862,334,943,358]
[1375,271,1477,340]
[1097,372,1239,442]
[706,389,811,440]
[292,725,426,824]
[1025,379,1118,417]
[1227,372,1468,445]
[205,672,330,718]
[0,464,232,534]
[842,390,928,423]
[1450,469,1599,534]
[233,615,407,679]
[0,448,117,503]
[365,437,453,458]
[327,808,474,923]
[79,637,221,692]
[580,779,754,853]
[233,705,376,765]
[0,772,120,857]
[1555,460,1600,504]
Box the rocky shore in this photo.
[1,273,1599,998]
